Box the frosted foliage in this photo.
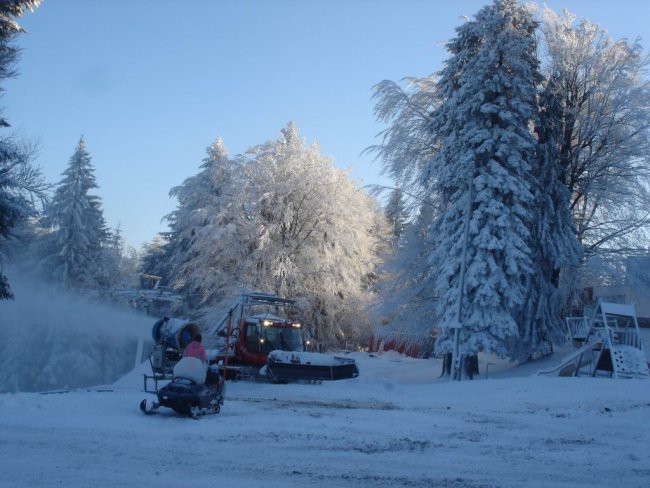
[539,8,650,258]
[0,141,46,299]
[374,196,439,334]
[0,1,45,299]
[516,74,582,359]
[139,235,169,284]
[371,1,541,355]
[168,125,383,347]
[240,123,381,346]
[97,226,139,289]
[425,0,542,358]
[38,138,109,290]
[370,75,440,197]
[164,137,236,301]
[384,187,408,245]
[373,1,586,359]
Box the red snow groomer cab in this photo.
[234,314,306,366]
[209,292,359,382]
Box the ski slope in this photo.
[1,351,649,488]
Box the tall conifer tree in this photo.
[40,137,108,289]
[517,75,582,358]
[164,137,237,302]
[384,187,408,247]
[0,1,43,299]
[430,0,540,358]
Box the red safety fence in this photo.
[368,330,437,359]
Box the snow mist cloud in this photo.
[0,273,155,392]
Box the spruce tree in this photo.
[39,137,108,289]
[431,0,540,358]
[164,137,237,302]
[139,234,170,284]
[0,1,43,299]
[517,75,582,358]
[384,186,408,247]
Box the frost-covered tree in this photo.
[372,1,588,360]
[169,124,384,347]
[369,74,440,197]
[139,234,171,284]
[38,137,109,289]
[0,1,43,300]
[373,0,541,359]
[163,137,239,304]
[0,1,41,121]
[96,225,138,290]
[384,186,408,246]
[0,142,46,299]
[429,0,541,359]
[239,123,383,346]
[539,8,650,259]
[517,75,582,358]
[374,195,438,335]
[368,76,443,332]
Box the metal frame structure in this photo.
[538,300,648,379]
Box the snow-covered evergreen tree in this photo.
[0,1,44,300]
[516,74,583,358]
[95,225,138,290]
[163,137,239,304]
[384,186,408,247]
[425,0,541,358]
[139,234,170,284]
[38,137,109,290]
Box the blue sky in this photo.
[5,0,650,249]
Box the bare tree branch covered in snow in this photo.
[367,75,441,202]
[539,7,650,259]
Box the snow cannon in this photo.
[148,318,201,378]
[152,317,201,350]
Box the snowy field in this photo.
[1,350,650,488]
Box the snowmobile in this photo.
[140,357,224,417]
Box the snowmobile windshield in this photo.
[262,327,304,353]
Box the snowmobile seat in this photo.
[173,356,206,384]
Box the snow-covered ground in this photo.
[1,347,649,488]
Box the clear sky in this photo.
[5,0,650,249]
